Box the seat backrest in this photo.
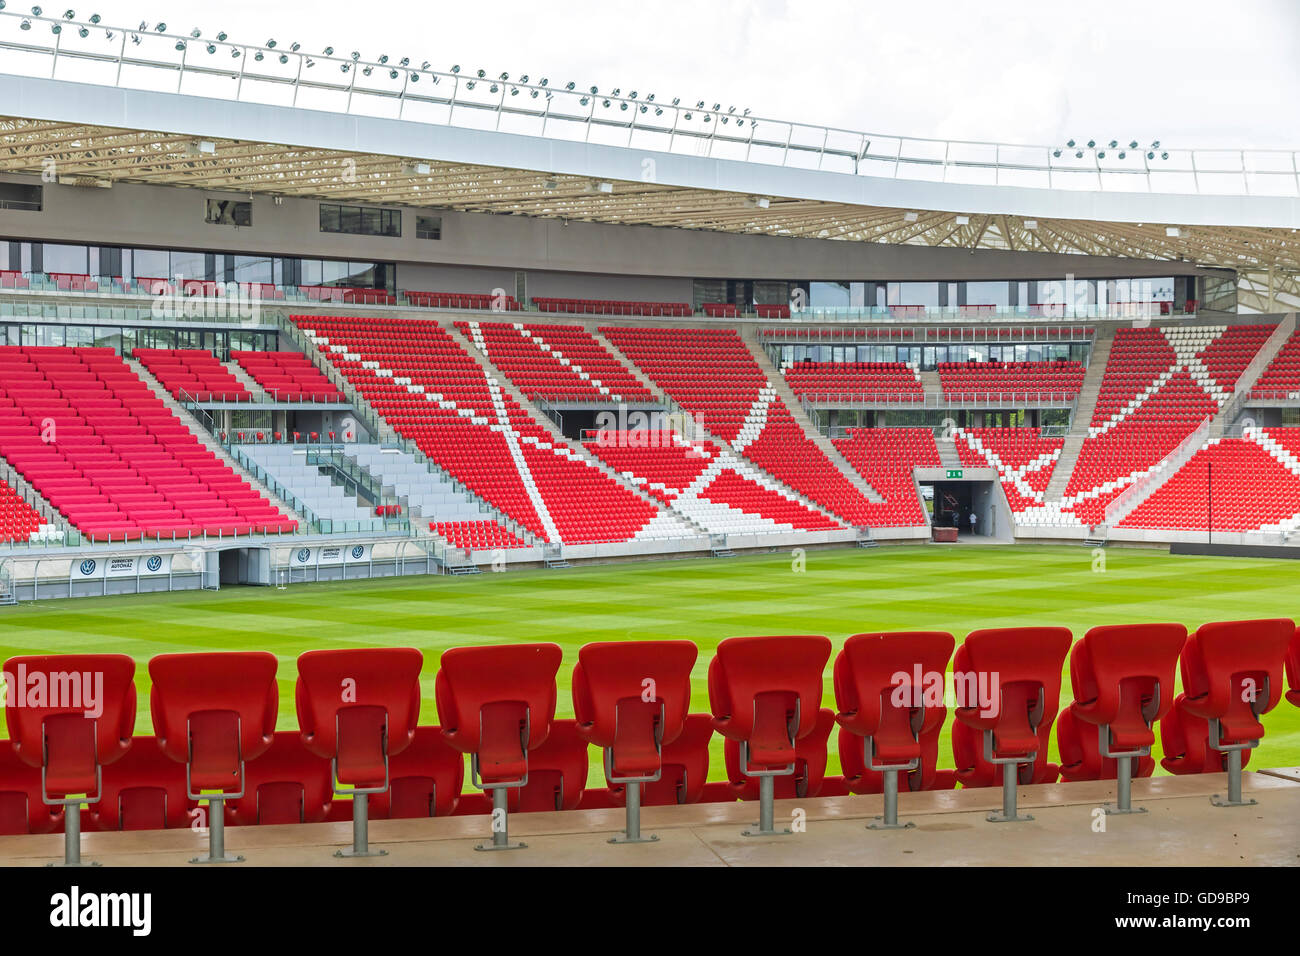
[601,712,714,807]
[708,635,831,744]
[148,652,278,789]
[1055,703,1155,783]
[572,639,697,755]
[724,707,836,799]
[435,644,562,786]
[513,718,590,812]
[371,725,466,819]
[951,627,1072,756]
[87,735,194,831]
[950,719,1059,787]
[1178,618,1293,742]
[1069,622,1186,750]
[4,653,136,798]
[833,631,954,765]
[295,648,423,784]
[228,731,334,826]
[0,741,62,834]
[1159,692,1251,775]
[1287,626,1300,706]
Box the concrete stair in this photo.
[917,369,944,394]
[224,359,270,400]
[935,436,962,469]
[1044,325,1116,501]
[128,358,304,522]
[739,327,885,504]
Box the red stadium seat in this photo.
[370,726,465,820]
[1066,622,1184,813]
[149,651,278,863]
[952,627,1072,822]
[4,653,136,865]
[295,647,423,857]
[1056,704,1155,784]
[950,718,1058,790]
[228,731,334,827]
[571,639,697,842]
[0,741,63,836]
[708,634,831,836]
[723,706,836,801]
[1159,693,1253,775]
[515,718,589,812]
[832,631,955,828]
[1176,618,1293,807]
[435,643,562,850]
[87,736,194,832]
[1286,626,1300,707]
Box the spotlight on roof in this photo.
[1066,139,1075,148]
[954,215,970,225]
[594,181,613,194]
[903,211,919,223]
[1052,149,1062,158]
[1165,226,1181,237]
[1024,219,1038,230]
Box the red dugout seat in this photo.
[832,631,955,828]
[950,719,1058,790]
[1056,704,1155,783]
[723,706,836,801]
[453,719,590,817]
[295,647,423,857]
[86,736,194,832]
[435,643,562,850]
[952,627,1071,822]
[0,742,63,836]
[4,653,136,865]
[1159,693,1253,776]
[1176,618,1293,807]
[228,731,334,827]
[1285,626,1300,707]
[149,651,278,863]
[708,634,831,836]
[370,726,465,820]
[1066,622,1184,813]
[571,639,697,843]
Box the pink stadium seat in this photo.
[1175,618,1293,807]
[708,634,831,835]
[149,651,278,863]
[3,653,136,865]
[295,647,423,857]
[228,731,334,827]
[952,627,1071,821]
[435,643,563,850]
[572,639,697,842]
[832,630,955,827]
[1065,622,1185,812]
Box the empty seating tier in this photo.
[938,359,1085,400]
[783,361,924,401]
[832,428,939,527]
[134,348,253,403]
[0,477,44,542]
[953,427,1063,513]
[0,346,295,540]
[406,291,520,310]
[432,519,531,550]
[601,326,881,525]
[534,297,692,316]
[456,321,654,403]
[230,350,344,402]
[294,316,676,544]
[1251,326,1300,399]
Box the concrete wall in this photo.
[0,174,1226,290]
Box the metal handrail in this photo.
[2,11,1297,198]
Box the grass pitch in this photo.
[2,544,1296,781]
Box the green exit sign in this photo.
[946,469,964,479]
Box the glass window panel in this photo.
[42,244,89,274]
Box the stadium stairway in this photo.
[445,321,705,539]
[128,357,303,523]
[916,367,944,395]
[342,444,486,526]
[1043,325,1116,502]
[935,434,962,469]
[278,317,541,542]
[222,359,271,401]
[237,444,382,526]
[739,327,885,505]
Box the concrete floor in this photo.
[3,769,1297,867]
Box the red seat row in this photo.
[406,291,520,311]
[134,347,253,403]
[534,297,693,317]
[6,620,1295,862]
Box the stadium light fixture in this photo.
[1166,226,1181,237]
[1024,219,1038,230]
[955,215,970,225]
[903,211,919,223]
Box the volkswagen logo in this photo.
[146,555,163,572]
[351,545,365,560]
[296,548,311,564]
[79,559,96,576]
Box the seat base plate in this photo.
[335,847,388,858]
[1101,803,1148,816]
[986,811,1034,823]
[608,833,659,844]
[1210,794,1257,808]
[741,826,793,837]
[474,841,527,851]
[867,818,916,830]
[189,854,245,864]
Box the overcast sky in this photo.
[50,0,1300,149]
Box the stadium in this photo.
[0,0,1296,905]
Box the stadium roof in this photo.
[0,11,1297,310]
